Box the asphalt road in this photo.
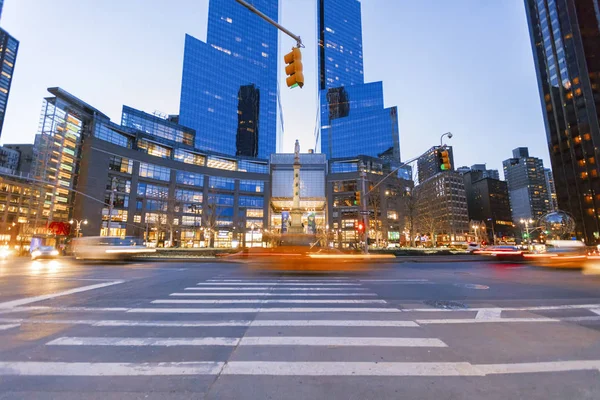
[0,257,600,399]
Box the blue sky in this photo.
[1,0,549,174]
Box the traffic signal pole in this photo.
[234,0,304,48]
[359,161,369,254]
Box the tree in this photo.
[403,188,418,247]
[367,187,383,248]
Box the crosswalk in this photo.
[1,274,600,383]
[0,274,459,378]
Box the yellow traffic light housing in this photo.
[284,47,304,89]
[354,191,361,206]
[438,149,451,171]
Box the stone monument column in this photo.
[289,139,303,234]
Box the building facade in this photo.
[545,168,558,211]
[502,147,550,222]
[524,0,600,243]
[3,144,33,175]
[471,164,500,180]
[26,88,271,249]
[327,156,413,248]
[0,26,17,139]
[417,146,455,183]
[463,170,514,242]
[414,171,469,245]
[0,145,18,173]
[179,0,280,158]
[317,0,400,161]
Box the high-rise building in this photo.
[463,170,514,242]
[524,0,600,243]
[502,147,550,222]
[545,168,558,211]
[179,0,279,158]
[317,0,400,161]
[0,0,4,21]
[414,171,470,244]
[0,145,18,173]
[3,144,33,175]
[417,146,455,184]
[0,27,18,139]
[471,164,500,180]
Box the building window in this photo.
[174,149,205,166]
[209,176,235,191]
[239,180,264,193]
[139,162,170,181]
[137,182,169,198]
[239,196,264,208]
[207,156,237,171]
[137,139,172,159]
[108,156,133,174]
[95,123,132,148]
[246,208,263,218]
[238,160,268,173]
[107,176,131,193]
[387,211,398,220]
[175,189,203,203]
[176,171,204,187]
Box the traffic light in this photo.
[354,191,361,206]
[437,149,451,171]
[284,47,304,89]
[357,222,364,233]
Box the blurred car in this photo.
[524,240,587,268]
[467,243,481,253]
[0,246,13,259]
[473,245,524,260]
[31,246,60,260]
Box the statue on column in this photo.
[294,139,300,164]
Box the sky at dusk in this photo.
[0,0,549,175]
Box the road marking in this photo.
[478,360,600,375]
[237,336,446,347]
[207,279,353,283]
[360,279,429,282]
[0,323,19,330]
[47,336,444,348]
[560,316,600,322]
[221,361,482,376]
[151,299,387,305]
[0,306,130,314]
[454,283,490,290]
[0,280,125,309]
[197,283,360,286]
[47,337,240,346]
[475,308,502,320]
[590,309,600,316]
[0,361,223,376]
[128,307,401,314]
[1,359,599,377]
[185,287,369,291]
[0,318,418,328]
[402,304,600,313]
[170,292,377,297]
[417,318,560,324]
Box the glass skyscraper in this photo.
[317,0,400,161]
[179,0,279,159]
[525,0,600,243]
[0,0,17,140]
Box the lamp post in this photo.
[472,224,479,243]
[520,218,534,246]
[440,132,453,147]
[250,223,256,248]
[69,219,88,238]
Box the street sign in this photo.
[359,211,369,215]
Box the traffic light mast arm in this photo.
[234,0,304,48]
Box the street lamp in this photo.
[69,219,88,238]
[472,224,479,243]
[440,132,453,147]
[250,223,256,248]
[520,218,534,246]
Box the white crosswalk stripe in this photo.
[170,292,377,297]
[196,282,361,286]
[185,287,369,291]
[151,299,388,304]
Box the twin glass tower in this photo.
[179,0,400,162]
